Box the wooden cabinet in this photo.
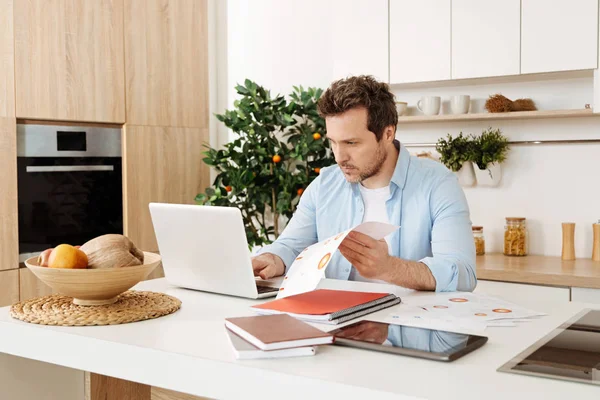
[19,268,53,301]
[521,0,598,74]
[1,0,14,118]
[474,280,570,313]
[0,118,18,272]
[330,0,388,82]
[14,0,125,123]
[571,287,600,304]
[0,269,19,307]
[390,0,451,84]
[124,0,209,128]
[451,0,520,79]
[123,125,210,252]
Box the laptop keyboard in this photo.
[256,285,279,294]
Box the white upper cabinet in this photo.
[330,0,388,82]
[521,0,598,74]
[390,0,451,84]
[452,0,520,79]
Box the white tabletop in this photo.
[0,278,598,400]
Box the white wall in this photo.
[214,2,600,259]
[395,73,600,258]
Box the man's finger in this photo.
[348,231,378,248]
[258,264,276,280]
[339,243,368,267]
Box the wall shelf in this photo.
[397,108,596,124]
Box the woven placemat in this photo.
[10,291,182,326]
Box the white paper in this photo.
[275,222,400,299]
[385,292,546,332]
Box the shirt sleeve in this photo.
[419,172,477,292]
[256,175,320,272]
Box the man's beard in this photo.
[342,144,387,184]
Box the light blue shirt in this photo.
[258,142,477,292]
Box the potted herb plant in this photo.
[435,133,476,187]
[469,127,510,187]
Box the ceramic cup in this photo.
[417,96,441,116]
[395,102,408,116]
[451,95,471,114]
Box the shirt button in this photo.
[345,268,350,272]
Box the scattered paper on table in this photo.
[385,292,546,332]
[275,222,400,299]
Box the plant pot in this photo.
[455,162,476,187]
[473,162,502,187]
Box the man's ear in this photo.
[384,125,396,142]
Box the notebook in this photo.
[225,328,316,360]
[251,289,401,324]
[224,314,334,351]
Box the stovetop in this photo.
[499,309,600,386]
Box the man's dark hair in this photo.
[317,75,398,141]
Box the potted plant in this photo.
[195,79,333,250]
[469,127,510,187]
[435,133,476,187]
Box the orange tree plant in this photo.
[195,79,333,248]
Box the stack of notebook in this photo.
[224,314,334,360]
[251,289,401,324]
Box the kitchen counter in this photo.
[1,278,599,399]
[477,253,600,289]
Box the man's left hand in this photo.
[338,231,392,280]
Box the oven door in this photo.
[17,157,123,260]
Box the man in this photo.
[252,75,476,292]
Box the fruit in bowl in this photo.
[27,234,161,306]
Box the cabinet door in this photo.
[123,125,210,252]
[452,0,520,79]
[521,0,598,73]
[571,287,600,304]
[0,269,19,307]
[125,0,209,128]
[1,0,15,118]
[14,0,125,123]
[19,268,53,301]
[0,118,18,272]
[390,0,451,84]
[330,0,388,82]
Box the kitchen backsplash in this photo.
[396,74,600,257]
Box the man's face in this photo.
[325,107,387,184]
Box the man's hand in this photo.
[251,253,285,280]
[338,231,392,280]
[335,321,389,344]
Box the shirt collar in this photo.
[391,139,410,190]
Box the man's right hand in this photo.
[252,253,285,280]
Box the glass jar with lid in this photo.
[472,226,485,255]
[504,217,527,256]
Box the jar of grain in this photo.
[472,226,485,255]
[504,217,527,256]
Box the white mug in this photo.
[451,95,471,114]
[417,96,441,116]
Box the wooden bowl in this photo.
[24,252,161,306]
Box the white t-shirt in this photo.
[348,184,392,283]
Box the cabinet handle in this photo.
[26,165,114,173]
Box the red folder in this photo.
[251,289,400,324]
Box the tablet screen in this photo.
[329,320,488,362]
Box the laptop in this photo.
[149,203,280,299]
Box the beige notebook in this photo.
[224,314,334,350]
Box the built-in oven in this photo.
[17,124,123,262]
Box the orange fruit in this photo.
[314,167,321,174]
[48,244,88,269]
[225,185,232,192]
[313,133,322,140]
[272,155,282,163]
[297,188,304,196]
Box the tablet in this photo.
[329,320,488,362]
